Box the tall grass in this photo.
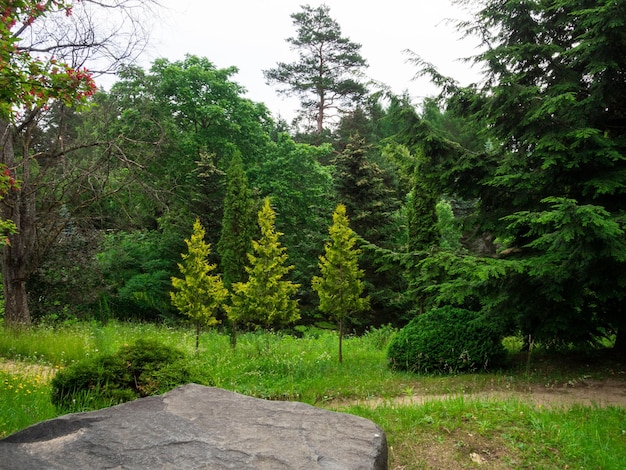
[1,321,625,469]
[0,368,57,438]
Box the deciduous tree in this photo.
[0,0,155,327]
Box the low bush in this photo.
[51,338,190,412]
[387,306,507,374]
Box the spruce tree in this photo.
[226,198,300,331]
[171,219,228,351]
[312,204,369,363]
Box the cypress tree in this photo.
[312,204,370,363]
[218,153,254,288]
[226,198,300,331]
[171,219,228,351]
[218,153,254,347]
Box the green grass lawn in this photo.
[1,321,625,469]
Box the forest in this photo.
[1,0,625,359]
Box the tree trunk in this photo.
[316,90,325,134]
[1,119,35,327]
[338,318,343,363]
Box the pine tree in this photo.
[171,219,228,351]
[264,4,368,133]
[226,198,300,331]
[312,204,369,363]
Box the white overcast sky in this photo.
[140,0,481,121]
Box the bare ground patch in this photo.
[332,378,626,409]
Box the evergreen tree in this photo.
[408,0,626,349]
[332,137,399,246]
[406,146,439,253]
[218,153,255,346]
[171,219,228,351]
[264,4,368,133]
[226,198,300,330]
[218,153,254,289]
[312,204,369,363]
[332,136,404,326]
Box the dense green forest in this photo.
[1,1,625,356]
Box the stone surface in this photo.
[0,383,387,469]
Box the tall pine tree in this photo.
[226,198,300,331]
[312,204,369,362]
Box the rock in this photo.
[0,384,387,469]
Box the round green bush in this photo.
[51,338,191,412]
[387,306,507,374]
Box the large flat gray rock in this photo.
[0,383,387,469]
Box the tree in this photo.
[332,136,404,326]
[218,153,254,289]
[264,4,368,133]
[412,0,626,350]
[248,134,335,311]
[171,219,227,351]
[218,152,254,346]
[226,198,300,331]
[312,204,369,362]
[0,0,154,327]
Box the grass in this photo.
[1,321,625,469]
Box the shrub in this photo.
[51,338,190,412]
[387,306,507,374]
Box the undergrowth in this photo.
[1,321,625,469]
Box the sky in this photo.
[142,1,482,122]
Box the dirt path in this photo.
[331,378,626,409]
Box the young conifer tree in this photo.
[312,204,370,363]
[171,219,228,351]
[226,198,300,331]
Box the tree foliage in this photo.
[264,4,368,133]
[226,198,300,330]
[404,0,626,350]
[312,204,369,362]
[0,0,152,327]
[218,152,254,290]
[171,219,228,350]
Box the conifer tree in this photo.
[264,4,368,133]
[171,219,228,351]
[406,167,439,253]
[218,153,255,346]
[312,204,369,363]
[218,153,254,288]
[226,198,300,331]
